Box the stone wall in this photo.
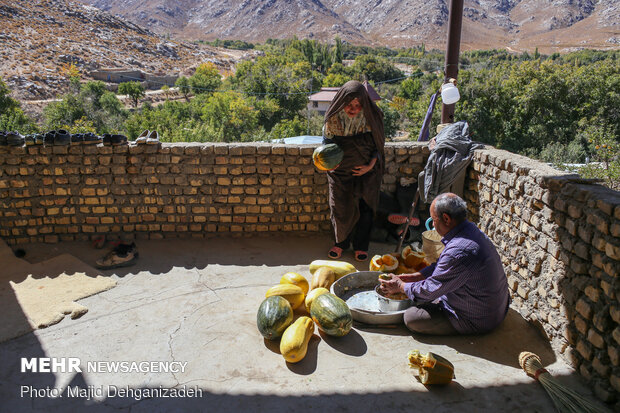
[464,148,620,405]
[1,141,618,404]
[0,142,429,245]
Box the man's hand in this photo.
[397,272,425,283]
[352,157,376,176]
[378,274,405,295]
[379,272,425,295]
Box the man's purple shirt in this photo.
[404,221,510,334]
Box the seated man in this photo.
[379,193,510,335]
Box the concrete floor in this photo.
[0,235,606,412]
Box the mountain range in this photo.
[80,0,620,51]
[1,0,618,103]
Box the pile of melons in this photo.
[256,261,356,363]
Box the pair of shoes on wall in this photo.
[83,132,100,145]
[112,134,128,146]
[6,131,24,147]
[24,134,36,146]
[71,133,83,145]
[103,133,127,146]
[42,130,70,146]
[72,133,101,145]
[54,130,70,145]
[44,131,55,146]
[136,130,160,145]
[135,129,149,144]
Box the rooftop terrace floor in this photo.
[0,235,607,412]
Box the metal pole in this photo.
[441,0,464,124]
[307,78,312,135]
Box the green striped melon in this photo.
[310,293,352,337]
[312,144,344,171]
[257,296,294,340]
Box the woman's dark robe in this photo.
[323,81,386,243]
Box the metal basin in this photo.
[330,271,412,325]
[374,285,412,312]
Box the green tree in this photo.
[349,55,403,83]
[80,81,109,115]
[398,77,423,100]
[67,117,97,134]
[0,78,19,114]
[333,37,343,64]
[377,100,401,139]
[232,55,320,120]
[199,91,261,142]
[451,51,618,165]
[43,80,125,133]
[251,97,284,131]
[189,62,222,95]
[0,110,37,134]
[579,124,620,189]
[323,62,350,86]
[99,91,123,116]
[124,99,199,141]
[322,73,349,87]
[175,76,191,101]
[44,94,87,129]
[161,85,170,100]
[0,78,36,133]
[269,117,306,140]
[118,81,145,107]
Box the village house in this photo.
[307,81,381,115]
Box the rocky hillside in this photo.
[0,0,250,101]
[85,0,370,44]
[80,0,620,52]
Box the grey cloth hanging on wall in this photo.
[421,121,483,204]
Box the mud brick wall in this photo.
[1,141,618,404]
[0,142,429,245]
[464,148,620,405]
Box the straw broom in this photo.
[519,351,608,413]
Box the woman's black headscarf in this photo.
[324,80,385,172]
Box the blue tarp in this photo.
[271,135,323,144]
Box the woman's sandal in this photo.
[355,250,368,262]
[92,235,106,249]
[388,214,420,226]
[328,246,343,259]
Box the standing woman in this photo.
[322,80,385,261]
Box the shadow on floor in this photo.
[412,309,557,369]
[4,373,610,413]
[18,235,366,278]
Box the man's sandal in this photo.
[328,246,343,259]
[355,251,368,262]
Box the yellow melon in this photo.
[402,246,426,268]
[369,253,399,272]
[280,272,309,295]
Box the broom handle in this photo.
[396,190,420,253]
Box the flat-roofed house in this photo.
[307,81,381,115]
